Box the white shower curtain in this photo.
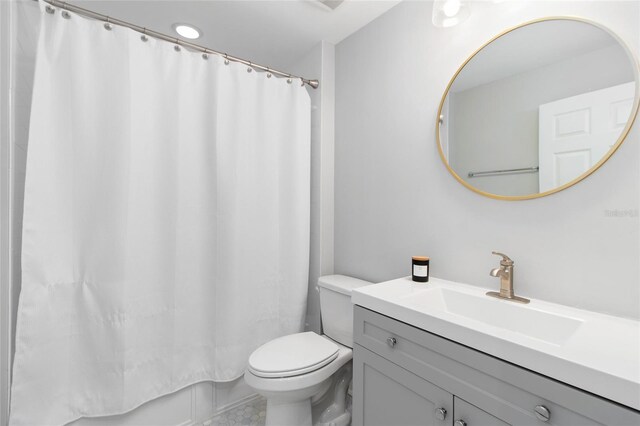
[10,3,310,425]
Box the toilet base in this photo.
[266,398,312,426]
[314,363,352,426]
[262,378,332,426]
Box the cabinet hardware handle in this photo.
[434,407,447,420]
[386,337,397,347]
[454,420,467,426]
[534,405,550,422]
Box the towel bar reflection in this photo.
[468,166,539,178]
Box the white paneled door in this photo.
[538,81,635,192]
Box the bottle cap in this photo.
[412,256,430,261]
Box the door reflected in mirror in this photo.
[437,18,639,200]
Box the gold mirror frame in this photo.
[436,16,640,201]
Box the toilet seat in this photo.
[248,332,339,378]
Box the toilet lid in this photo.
[248,332,339,378]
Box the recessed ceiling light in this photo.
[172,23,201,40]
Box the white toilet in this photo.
[244,275,371,426]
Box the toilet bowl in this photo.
[244,275,372,426]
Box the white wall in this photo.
[334,0,640,319]
[288,41,336,334]
[449,44,634,196]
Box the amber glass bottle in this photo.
[412,256,430,282]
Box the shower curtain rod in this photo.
[36,0,320,89]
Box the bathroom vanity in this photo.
[351,278,640,426]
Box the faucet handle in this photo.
[492,251,514,266]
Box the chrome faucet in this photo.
[487,251,529,304]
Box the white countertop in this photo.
[352,276,640,410]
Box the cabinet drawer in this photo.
[454,396,510,426]
[354,306,640,426]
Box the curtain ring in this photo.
[266,67,272,79]
[45,5,55,14]
[299,77,305,87]
[141,28,148,42]
[202,49,209,60]
[224,54,230,65]
[174,38,181,52]
[286,74,293,84]
[247,62,253,73]
[104,17,113,31]
[60,2,70,18]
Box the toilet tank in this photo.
[318,275,372,348]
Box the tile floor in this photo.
[210,397,267,426]
[207,389,352,426]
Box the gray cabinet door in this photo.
[352,344,453,426]
[453,397,510,426]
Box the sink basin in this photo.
[399,287,583,346]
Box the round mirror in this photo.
[437,17,639,200]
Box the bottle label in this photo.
[413,265,429,277]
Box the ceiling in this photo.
[70,0,402,71]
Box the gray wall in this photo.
[288,41,336,335]
[450,44,634,196]
[335,0,640,319]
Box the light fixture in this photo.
[172,23,201,40]
[432,0,470,28]
[442,0,461,17]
